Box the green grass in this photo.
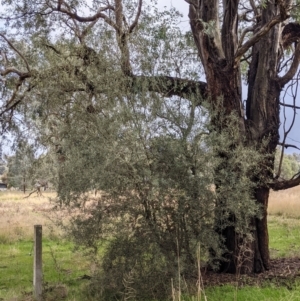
[2,217,300,301]
[268,216,300,258]
[0,238,90,300]
[161,282,300,301]
[202,283,300,301]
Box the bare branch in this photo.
[128,0,142,33]
[57,0,63,10]
[235,15,287,63]
[276,69,299,178]
[238,26,255,49]
[279,102,300,110]
[270,175,300,190]
[184,0,198,6]
[277,142,300,150]
[0,81,32,117]
[54,2,118,31]
[0,33,30,72]
[0,92,25,117]
[277,42,300,87]
[43,44,61,55]
[249,0,259,19]
[0,67,31,78]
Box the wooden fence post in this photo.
[33,225,43,301]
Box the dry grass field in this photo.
[269,185,300,218]
[0,191,60,242]
[0,186,299,240]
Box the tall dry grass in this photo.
[0,186,299,242]
[0,191,60,242]
[269,185,300,218]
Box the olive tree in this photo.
[50,90,264,299]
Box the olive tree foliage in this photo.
[56,97,264,299]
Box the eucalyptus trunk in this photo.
[189,0,291,273]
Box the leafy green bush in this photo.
[54,103,265,299]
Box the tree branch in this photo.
[43,43,61,54]
[277,142,300,150]
[279,102,300,110]
[235,15,288,64]
[238,26,255,49]
[1,94,23,117]
[0,67,31,78]
[115,0,123,34]
[275,70,299,179]
[133,75,207,101]
[249,0,259,19]
[53,2,118,31]
[277,42,300,87]
[0,84,32,117]
[270,175,300,191]
[184,0,198,7]
[282,22,300,48]
[129,0,142,33]
[0,33,31,72]
[81,19,100,41]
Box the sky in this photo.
[158,0,190,30]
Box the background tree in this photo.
[0,0,300,276]
[0,146,6,177]
[6,142,36,192]
[274,148,300,179]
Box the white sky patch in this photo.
[157,0,190,31]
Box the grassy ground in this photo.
[268,186,300,258]
[0,238,90,300]
[269,216,300,258]
[204,284,300,301]
[0,191,91,301]
[0,188,300,300]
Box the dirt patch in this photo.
[201,258,300,287]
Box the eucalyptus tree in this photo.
[274,148,300,179]
[1,0,300,276]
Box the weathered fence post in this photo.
[33,225,42,301]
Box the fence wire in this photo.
[0,225,90,294]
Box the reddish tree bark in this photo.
[186,0,298,273]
